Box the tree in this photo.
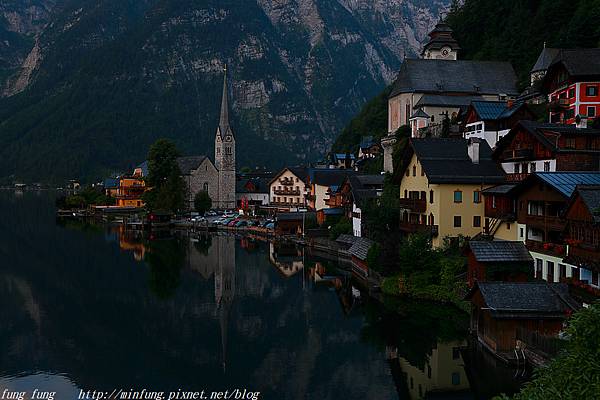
[194,191,212,215]
[501,302,600,399]
[142,139,185,213]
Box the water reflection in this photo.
[0,192,530,399]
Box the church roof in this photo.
[390,59,519,97]
[547,48,600,78]
[531,47,560,73]
[177,156,209,174]
[217,66,234,140]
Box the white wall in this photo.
[352,203,362,237]
[501,159,556,174]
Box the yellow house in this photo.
[398,138,505,247]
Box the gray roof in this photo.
[276,212,315,222]
[177,156,208,174]
[468,240,533,263]
[410,109,430,119]
[354,174,385,187]
[336,234,358,246]
[531,47,561,73]
[390,59,519,97]
[548,48,600,77]
[408,138,506,184]
[482,184,518,195]
[415,94,485,108]
[468,282,579,319]
[575,185,600,223]
[310,169,355,187]
[349,237,375,261]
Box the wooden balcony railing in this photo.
[398,198,427,213]
[567,244,600,264]
[279,179,295,186]
[502,148,533,161]
[526,239,566,257]
[506,173,530,182]
[399,222,439,237]
[274,189,300,195]
[522,214,565,232]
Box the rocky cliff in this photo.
[0,0,449,182]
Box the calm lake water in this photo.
[0,191,529,399]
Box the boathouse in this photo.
[465,282,579,357]
[465,240,533,287]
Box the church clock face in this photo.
[225,136,232,142]
[441,47,451,58]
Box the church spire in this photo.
[219,64,230,137]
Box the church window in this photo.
[203,183,209,192]
[217,148,221,155]
[225,147,232,155]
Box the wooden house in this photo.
[465,282,578,358]
[465,240,533,287]
[493,120,600,182]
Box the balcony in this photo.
[505,173,530,182]
[398,198,426,213]
[502,148,533,161]
[273,189,300,196]
[399,222,439,237]
[526,239,566,257]
[565,244,600,266]
[279,178,295,186]
[548,98,571,111]
[271,201,303,207]
[523,214,565,232]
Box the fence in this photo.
[516,327,564,357]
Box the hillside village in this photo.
[48,20,600,371]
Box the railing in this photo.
[398,198,426,213]
[502,148,533,161]
[516,327,564,358]
[523,214,565,232]
[567,244,600,263]
[399,222,439,237]
[273,189,300,195]
[506,173,530,182]
[526,239,566,257]
[271,201,303,207]
[279,179,295,186]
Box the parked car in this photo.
[192,216,206,223]
[235,220,247,227]
[265,222,275,230]
[227,219,239,227]
[206,211,217,216]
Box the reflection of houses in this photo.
[493,121,600,182]
[398,138,505,248]
[466,282,578,361]
[269,242,304,277]
[117,227,147,261]
[465,240,532,288]
[391,341,470,400]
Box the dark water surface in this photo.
[0,191,528,399]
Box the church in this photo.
[177,67,237,210]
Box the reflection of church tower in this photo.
[214,65,236,209]
[214,235,235,371]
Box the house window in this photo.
[453,190,462,203]
[547,261,555,282]
[492,195,497,209]
[421,167,425,176]
[473,216,481,227]
[588,106,596,118]
[514,163,520,173]
[565,138,576,149]
[520,227,524,239]
[453,216,462,227]
[593,271,599,286]
[427,365,432,379]
[536,259,543,279]
[586,86,598,96]
[452,347,460,360]
[404,190,408,198]
[473,191,481,203]
[559,264,567,280]
[405,168,410,177]
[530,163,536,172]
[544,161,551,172]
[429,190,434,204]
[568,88,575,98]
[452,372,461,386]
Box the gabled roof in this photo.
[136,161,149,176]
[309,169,355,187]
[349,237,374,261]
[470,100,527,121]
[531,47,561,73]
[177,156,209,174]
[482,184,518,195]
[405,138,505,184]
[269,166,309,186]
[390,59,518,97]
[493,120,600,157]
[576,185,600,223]
[104,178,119,188]
[468,240,532,263]
[466,282,579,319]
[236,177,271,194]
[547,48,600,78]
[336,234,358,246]
[409,109,430,119]
[532,172,600,198]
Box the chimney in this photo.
[468,138,480,164]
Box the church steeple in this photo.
[218,65,231,139]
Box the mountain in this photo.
[0,0,449,183]
[332,0,600,154]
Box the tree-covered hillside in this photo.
[332,0,600,153]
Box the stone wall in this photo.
[185,158,220,211]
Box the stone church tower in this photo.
[214,66,236,209]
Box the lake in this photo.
[0,191,529,399]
